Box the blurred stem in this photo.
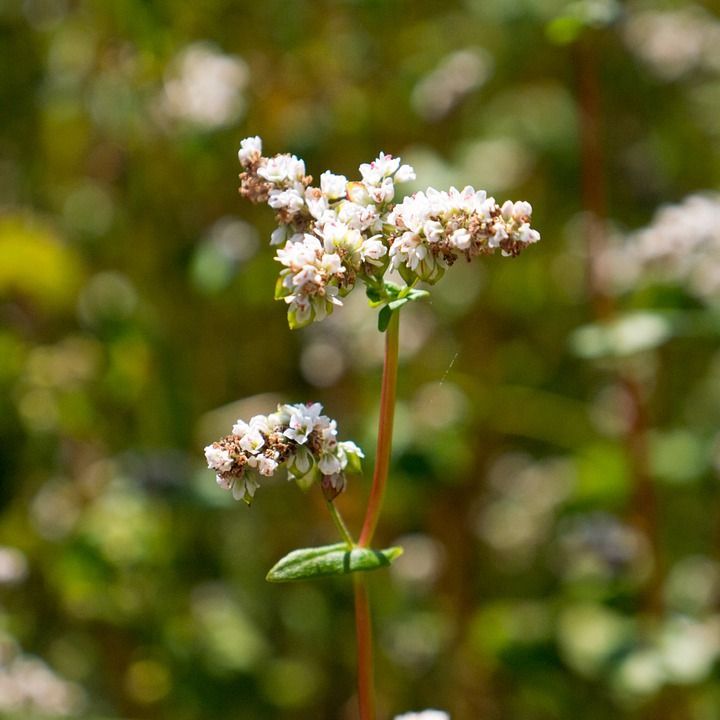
[575,34,662,613]
[359,309,400,548]
[575,36,612,320]
[326,499,355,547]
[354,575,376,720]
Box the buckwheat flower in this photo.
[320,221,363,256]
[305,190,332,222]
[285,402,324,444]
[368,177,395,205]
[205,402,362,504]
[238,135,262,166]
[268,188,305,213]
[394,712,450,720]
[204,445,233,473]
[320,252,344,276]
[271,226,290,246]
[318,451,343,475]
[258,154,307,185]
[347,181,371,206]
[320,171,348,200]
[450,227,472,250]
[360,236,387,265]
[339,440,364,459]
[360,152,401,185]
[388,184,540,282]
[236,136,540,325]
[256,454,279,476]
[239,426,265,454]
[337,201,380,232]
[395,164,417,183]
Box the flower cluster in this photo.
[237,136,540,327]
[204,402,363,504]
[388,187,540,283]
[599,194,720,305]
[394,712,450,720]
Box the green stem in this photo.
[359,309,400,548]
[326,499,355,548]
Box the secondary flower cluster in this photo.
[204,402,363,504]
[388,186,539,283]
[237,136,540,327]
[598,193,720,305]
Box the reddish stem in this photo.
[354,575,376,720]
[359,310,400,548]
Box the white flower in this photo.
[360,236,387,264]
[395,164,416,183]
[320,171,348,200]
[450,227,472,250]
[367,177,395,205]
[489,223,508,249]
[287,295,312,325]
[360,152,401,185]
[394,712,450,720]
[321,252,344,275]
[423,220,444,243]
[268,188,305,213]
[239,428,265,454]
[216,473,233,490]
[257,154,306,184]
[346,181,371,205]
[204,445,233,472]
[238,135,262,165]
[318,452,342,475]
[321,221,362,255]
[337,201,380,231]
[257,454,279,476]
[339,440,364,458]
[305,190,332,221]
[275,235,323,270]
[270,225,289,246]
[284,402,325,444]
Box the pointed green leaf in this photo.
[266,543,404,583]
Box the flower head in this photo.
[204,402,363,505]
[236,136,540,327]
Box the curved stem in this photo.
[326,499,355,548]
[354,575,376,720]
[359,309,400,548]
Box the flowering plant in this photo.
[204,136,540,718]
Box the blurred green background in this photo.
[2,0,720,718]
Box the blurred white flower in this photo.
[602,193,720,305]
[624,6,720,81]
[412,48,492,121]
[394,710,450,720]
[161,42,248,129]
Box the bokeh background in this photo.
[2,0,720,718]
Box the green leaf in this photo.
[383,281,402,297]
[365,285,383,303]
[266,543,404,583]
[378,305,393,332]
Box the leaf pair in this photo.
[371,284,430,332]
